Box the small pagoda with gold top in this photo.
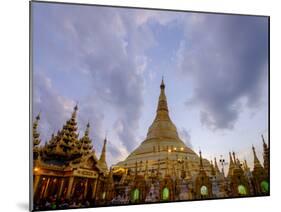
[32,105,112,209]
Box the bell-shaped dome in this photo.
[146,78,180,141]
[115,79,200,176]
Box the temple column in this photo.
[43,178,50,198]
[33,175,40,197]
[92,179,98,199]
[71,179,78,197]
[58,178,65,198]
[84,179,88,198]
[66,176,74,199]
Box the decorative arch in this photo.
[237,184,247,195]
[162,187,169,201]
[200,185,208,196]
[261,180,269,193]
[132,188,140,202]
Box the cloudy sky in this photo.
[32,2,268,170]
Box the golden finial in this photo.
[160,76,165,89]
[35,112,41,121]
[199,149,203,169]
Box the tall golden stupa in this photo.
[115,79,212,176]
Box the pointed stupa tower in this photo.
[214,157,221,175]
[210,160,216,176]
[146,78,180,140]
[194,150,212,198]
[262,134,269,177]
[79,122,94,156]
[243,159,250,173]
[98,137,108,172]
[33,113,41,160]
[115,79,210,176]
[42,105,81,162]
[251,144,268,194]
[227,152,235,178]
[252,145,263,170]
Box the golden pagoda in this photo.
[227,152,250,196]
[194,150,212,199]
[262,134,269,178]
[98,138,108,173]
[115,79,212,176]
[79,122,94,156]
[32,105,110,210]
[251,143,269,195]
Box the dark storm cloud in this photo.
[177,14,268,130]
[61,7,150,151]
[33,4,156,154]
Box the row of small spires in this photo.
[33,104,268,176]
[129,136,267,178]
[121,138,267,179]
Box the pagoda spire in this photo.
[33,113,41,147]
[199,149,204,171]
[252,145,263,169]
[214,157,220,175]
[79,122,93,156]
[157,77,168,113]
[232,152,237,165]
[42,105,82,161]
[210,160,216,176]
[98,137,108,172]
[243,159,250,172]
[72,104,78,119]
[262,134,267,148]
[262,134,269,174]
[227,152,234,177]
[236,158,243,172]
[85,122,90,136]
[33,113,41,160]
[145,78,180,140]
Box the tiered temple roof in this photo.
[38,105,108,171]
[79,122,94,156]
[42,105,82,162]
[33,113,41,160]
